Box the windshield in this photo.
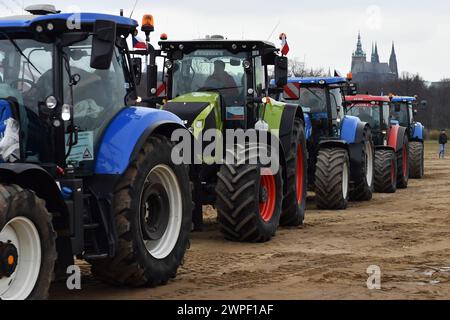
[64,36,128,146]
[347,103,381,131]
[0,39,53,162]
[172,49,247,106]
[299,87,327,114]
[390,102,409,127]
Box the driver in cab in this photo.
[203,60,239,100]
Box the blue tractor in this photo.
[0,6,192,300]
[390,96,425,179]
[278,76,374,209]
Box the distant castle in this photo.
[351,32,398,83]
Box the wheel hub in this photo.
[0,241,18,279]
[260,186,269,203]
[141,183,170,241]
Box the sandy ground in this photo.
[50,142,450,300]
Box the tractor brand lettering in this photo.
[171,128,280,174]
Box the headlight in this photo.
[46,95,57,109]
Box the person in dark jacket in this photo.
[439,129,448,159]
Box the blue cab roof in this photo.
[0,12,138,30]
[391,96,417,103]
[287,77,348,85]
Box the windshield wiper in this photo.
[0,32,42,75]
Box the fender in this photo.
[95,107,186,175]
[411,122,424,142]
[340,115,365,144]
[388,125,408,152]
[0,163,69,229]
[279,103,305,158]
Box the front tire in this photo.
[90,135,192,287]
[315,148,350,210]
[280,118,307,227]
[374,149,397,193]
[397,136,410,189]
[0,185,56,300]
[216,146,283,242]
[349,127,374,201]
[409,141,424,179]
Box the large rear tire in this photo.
[216,145,283,242]
[397,136,410,189]
[90,135,192,287]
[0,185,56,300]
[409,141,424,179]
[315,148,350,210]
[374,149,397,193]
[349,127,374,201]
[280,118,307,227]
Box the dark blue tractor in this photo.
[0,6,192,300]
[278,77,374,209]
[390,96,425,179]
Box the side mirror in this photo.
[131,57,142,85]
[91,20,117,70]
[421,100,428,108]
[274,56,288,88]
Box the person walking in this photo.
[439,129,448,159]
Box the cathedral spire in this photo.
[389,41,398,77]
[374,42,380,63]
[353,31,366,57]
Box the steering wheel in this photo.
[9,79,38,93]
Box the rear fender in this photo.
[411,122,424,142]
[388,125,407,152]
[0,163,69,230]
[95,107,186,175]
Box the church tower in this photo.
[389,42,398,77]
[352,32,366,71]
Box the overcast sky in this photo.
[4,0,449,81]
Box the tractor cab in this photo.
[142,37,288,133]
[0,7,140,172]
[345,95,392,146]
[278,77,350,141]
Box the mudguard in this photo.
[388,125,408,152]
[318,139,348,150]
[279,103,305,158]
[411,122,424,141]
[95,107,185,175]
[340,115,366,144]
[0,163,69,228]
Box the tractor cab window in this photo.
[299,87,327,115]
[347,104,381,131]
[382,102,390,127]
[330,88,344,120]
[63,36,128,144]
[0,38,53,162]
[253,56,265,96]
[390,102,409,127]
[172,50,247,106]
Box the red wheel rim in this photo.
[403,145,408,177]
[296,146,304,203]
[259,174,276,222]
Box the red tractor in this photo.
[345,95,409,193]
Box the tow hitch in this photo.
[0,241,18,279]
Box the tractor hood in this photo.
[165,92,221,128]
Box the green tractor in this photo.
[137,35,308,242]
